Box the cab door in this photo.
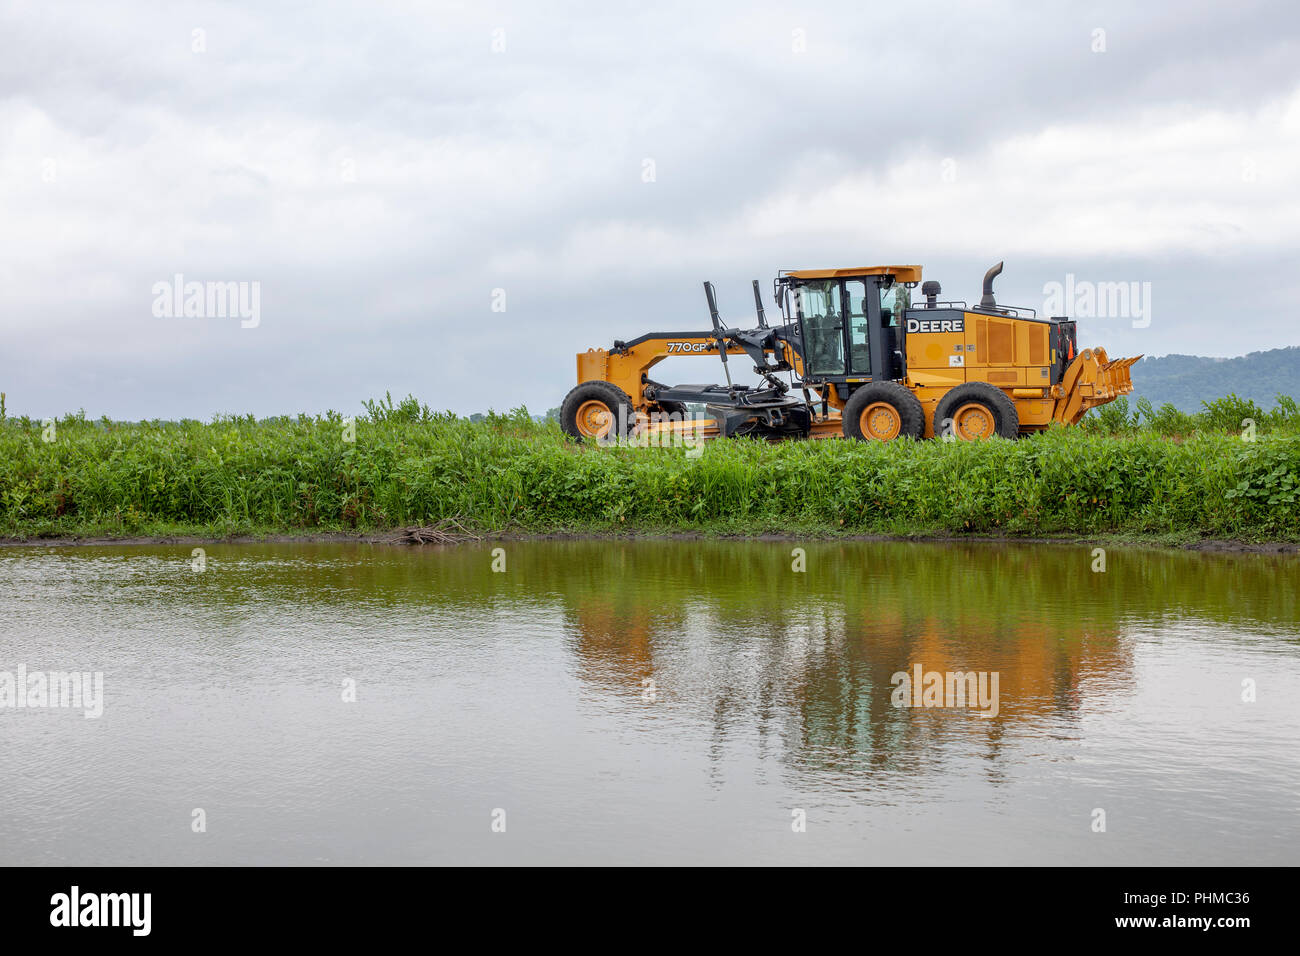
[796,281,846,377]
[844,278,881,379]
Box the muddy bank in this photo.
[3,528,1298,554]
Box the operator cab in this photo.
[774,265,920,388]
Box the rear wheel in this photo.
[560,381,635,441]
[842,382,925,441]
[934,382,1019,440]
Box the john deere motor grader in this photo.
[560,262,1138,442]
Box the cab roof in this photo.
[781,265,922,283]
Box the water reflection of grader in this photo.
[562,541,1137,770]
[561,262,1139,442]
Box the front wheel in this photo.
[842,382,925,441]
[560,381,636,441]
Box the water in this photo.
[0,539,1297,866]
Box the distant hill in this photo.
[1128,346,1300,412]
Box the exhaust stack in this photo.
[980,261,1004,309]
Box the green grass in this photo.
[1,393,1298,542]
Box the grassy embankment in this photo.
[1,392,1298,543]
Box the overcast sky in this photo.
[2,0,1297,419]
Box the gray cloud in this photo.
[1,0,1298,419]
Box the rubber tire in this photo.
[842,382,925,441]
[933,381,1019,440]
[560,381,636,441]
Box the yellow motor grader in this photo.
[560,262,1138,442]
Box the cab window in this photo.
[880,282,910,327]
[796,281,844,375]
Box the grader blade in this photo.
[1053,348,1143,425]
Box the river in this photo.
[1,540,1296,865]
